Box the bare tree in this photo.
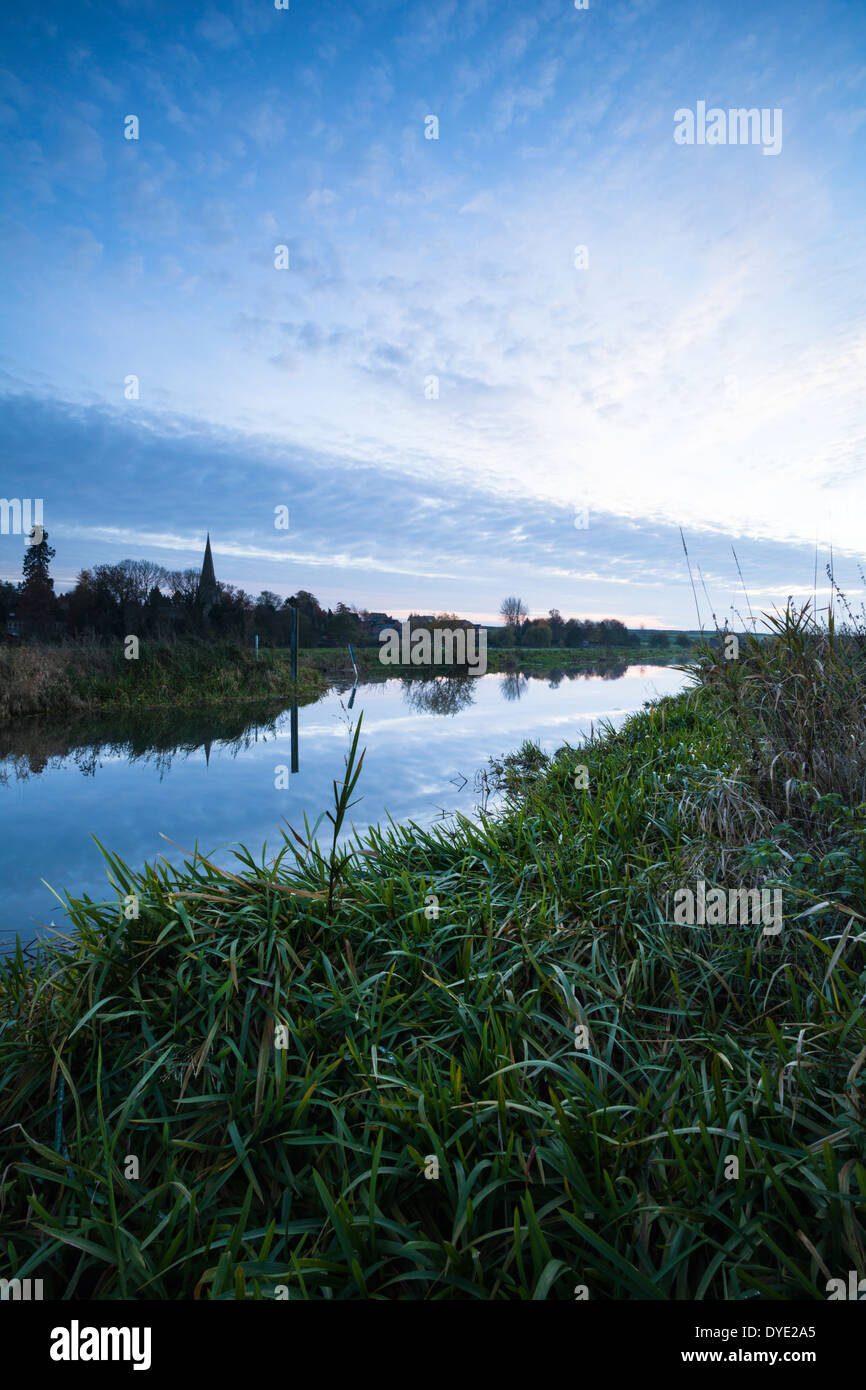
[92,559,169,607]
[123,558,170,604]
[500,596,528,627]
[166,568,201,606]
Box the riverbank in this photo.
[1,613,863,1299]
[0,640,326,722]
[0,639,683,723]
[486,644,684,670]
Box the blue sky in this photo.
[1,0,864,626]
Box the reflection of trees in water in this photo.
[401,675,477,716]
[498,660,630,700]
[0,664,636,783]
[0,698,313,783]
[501,672,530,702]
[596,662,628,680]
[503,660,629,682]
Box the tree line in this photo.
[0,540,688,651]
[0,537,381,646]
[495,598,689,649]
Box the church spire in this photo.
[197,533,218,612]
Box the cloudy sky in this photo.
[1,0,864,626]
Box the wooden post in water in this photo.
[289,598,298,681]
[290,702,299,774]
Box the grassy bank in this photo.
[0,640,326,722]
[0,639,678,723]
[483,643,685,670]
[0,607,864,1299]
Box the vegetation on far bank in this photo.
[1,601,864,1299]
[0,633,685,725]
[0,639,325,723]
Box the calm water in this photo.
[0,665,687,948]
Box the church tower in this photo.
[197,533,218,614]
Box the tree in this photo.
[61,569,97,635]
[89,560,169,610]
[525,619,552,647]
[655,630,670,649]
[676,633,692,648]
[598,618,629,647]
[123,558,169,605]
[563,618,579,648]
[287,590,326,646]
[329,602,364,644]
[547,608,565,645]
[92,563,135,608]
[17,529,58,629]
[500,596,528,629]
[0,579,17,628]
[166,569,201,607]
[210,583,254,641]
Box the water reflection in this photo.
[501,671,529,702]
[0,665,688,945]
[0,661,643,780]
[0,697,312,783]
[400,674,477,716]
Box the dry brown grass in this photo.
[0,641,99,721]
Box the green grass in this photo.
[483,643,685,669]
[0,604,864,1299]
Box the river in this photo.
[0,663,688,948]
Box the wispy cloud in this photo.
[0,0,863,622]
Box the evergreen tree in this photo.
[18,529,57,628]
[0,580,17,627]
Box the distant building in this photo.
[197,533,218,615]
[366,611,398,638]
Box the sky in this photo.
[1,0,864,627]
